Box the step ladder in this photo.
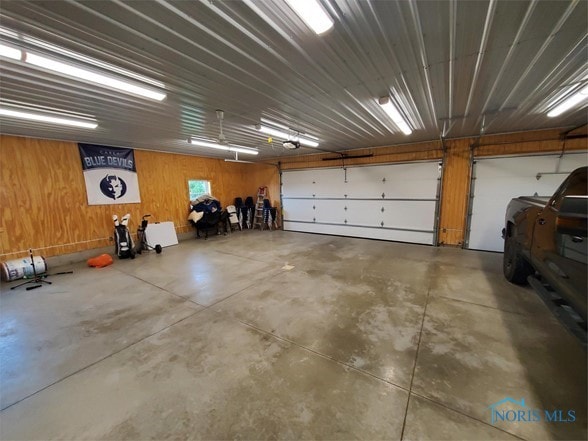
[253,186,267,230]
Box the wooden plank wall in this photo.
[276,140,443,170]
[244,164,281,209]
[0,135,278,260]
[437,138,471,246]
[271,128,587,247]
[1,129,585,260]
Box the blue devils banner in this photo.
[78,143,141,205]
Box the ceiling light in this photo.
[255,122,320,147]
[228,145,258,155]
[25,53,166,101]
[0,43,21,60]
[257,125,291,140]
[188,138,258,155]
[260,118,290,130]
[378,96,412,135]
[0,25,166,98]
[0,107,98,129]
[225,152,254,163]
[21,36,166,88]
[298,137,319,147]
[284,0,334,35]
[224,159,254,163]
[547,85,588,117]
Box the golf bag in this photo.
[113,214,135,259]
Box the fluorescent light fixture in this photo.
[0,25,166,96]
[188,138,259,155]
[298,137,319,148]
[255,123,320,147]
[260,118,290,130]
[284,0,334,35]
[225,151,254,164]
[257,125,291,140]
[0,107,98,129]
[547,85,588,117]
[24,52,166,101]
[0,26,19,38]
[0,43,21,60]
[378,96,412,135]
[22,36,166,88]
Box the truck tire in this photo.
[503,230,533,284]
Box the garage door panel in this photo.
[282,168,346,198]
[474,154,588,180]
[282,162,438,245]
[281,170,315,198]
[315,199,346,223]
[346,163,439,199]
[312,169,346,198]
[282,199,315,222]
[343,200,435,230]
[343,201,383,227]
[380,201,436,230]
[468,152,587,252]
[560,153,588,169]
[473,175,567,197]
[384,178,438,199]
[285,199,435,231]
[283,221,434,245]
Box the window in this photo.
[188,180,211,200]
[550,169,587,210]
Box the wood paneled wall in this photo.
[276,140,443,170]
[240,163,281,209]
[270,128,587,246]
[1,128,585,261]
[437,139,471,246]
[0,135,278,260]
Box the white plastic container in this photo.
[1,256,47,282]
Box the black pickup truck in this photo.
[503,167,587,329]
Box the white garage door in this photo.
[467,152,588,252]
[282,161,441,245]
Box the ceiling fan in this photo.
[188,109,259,162]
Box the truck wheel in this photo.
[503,232,533,284]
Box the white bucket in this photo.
[1,256,47,282]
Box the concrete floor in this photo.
[0,230,585,440]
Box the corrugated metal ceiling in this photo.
[0,0,586,160]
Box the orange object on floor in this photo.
[87,254,114,268]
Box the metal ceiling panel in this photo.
[0,0,586,160]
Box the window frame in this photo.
[188,179,211,201]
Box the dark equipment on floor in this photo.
[189,195,229,239]
[135,214,162,255]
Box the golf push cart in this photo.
[112,213,162,259]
